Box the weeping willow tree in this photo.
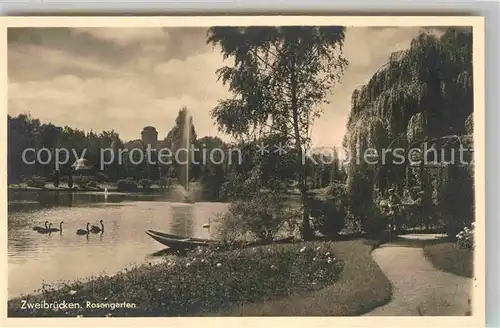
[343,27,474,234]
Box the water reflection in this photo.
[170,205,194,237]
[8,191,227,299]
[8,190,174,213]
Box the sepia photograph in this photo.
[2,16,484,324]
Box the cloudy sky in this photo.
[8,26,446,147]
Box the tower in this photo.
[141,126,158,150]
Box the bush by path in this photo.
[423,242,473,278]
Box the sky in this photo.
[8,26,447,148]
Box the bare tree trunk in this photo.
[290,55,313,241]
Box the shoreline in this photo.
[7,237,392,317]
[8,186,169,193]
[7,186,322,198]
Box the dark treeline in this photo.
[7,110,226,196]
[7,109,344,201]
[8,114,118,183]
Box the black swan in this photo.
[37,224,53,234]
[33,221,49,232]
[90,220,104,234]
[76,223,90,235]
[47,221,64,233]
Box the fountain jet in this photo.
[180,108,193,203]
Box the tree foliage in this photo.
[7,114,121,184]
[343,27,474,236]
[207,26,348,239]
[7,112,228,196]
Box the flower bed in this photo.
[8,242,343,317]
[456,222,475,250]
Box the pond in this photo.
[7,190,228,299]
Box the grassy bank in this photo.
[8,239,390,317]
[423,242,473,278]
[215,238,391,316]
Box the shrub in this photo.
[72,175,96,188]
[218,170,260,201]
[215,192,290,242]
[96,172,108,183]
[156,178,171,190]
[138,179,153,189]
[435,165,474,238]
[465,113,473,134]
[25,176,47,189]
[345,171,385,234]
[53,170,60,188]
[201,164,227,201]
[68,173,74,188]
[341,211,362,234]
[72,177,87,189]
[308,196,345,236]
[456,222,475,250]
[325,182,347,199]
[117,179,138,192]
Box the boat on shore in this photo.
[145,229,296,251]
[145,230,216,251]
[145,230,217,243]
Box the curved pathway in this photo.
[364,234,472,316]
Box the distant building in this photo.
[140,126,161,180]
[71,158,98,183]
[71,158,93,172]
[141,126,158,150]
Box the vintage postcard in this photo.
[1,16,485,327]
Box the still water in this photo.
[7,191,228,299]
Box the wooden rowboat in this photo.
[145,229,296,251]
[145,230,216,250]
[146,230,216,243]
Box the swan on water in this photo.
[90,220,104,233]
[47,221,64,233]
[36,222,52,234]
[39,223,53,234]
[33,221,49,232]
[202,217,211,228]
[76,223,90,235]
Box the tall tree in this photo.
[343,28,473,235]
[207,26,348,239]
[197,136,228,200]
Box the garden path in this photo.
[363,234,473,316]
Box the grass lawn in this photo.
[423,242,473,278]
[8,239,391,317]
[215,238,392,316]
